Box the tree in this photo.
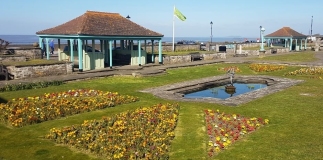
[0,38,10,53]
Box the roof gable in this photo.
[36,11,163,37]
[265,27,306,38]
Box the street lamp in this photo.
[260,26,265,51]
[210,21,213,51]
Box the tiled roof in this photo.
[36,11,163,37]
[265,27,306,37]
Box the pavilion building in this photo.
[36,11,164,71]
[264,27,307,51]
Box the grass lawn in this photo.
[249,51,319,62]
[0,57,323,159]
[148,50,213,56]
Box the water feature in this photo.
[184,83,267,99]
[141,75,303,106]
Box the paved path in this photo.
[0,51,322,87]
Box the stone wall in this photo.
[144,42,263,53]
[0,56,26,62]
[3,47,42,59]
[154,53,226,65]
[145,44,200,52]
[6,62,73,80]
[231,48,290,56]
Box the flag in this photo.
[174,7,186,21]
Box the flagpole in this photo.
[172,5,175,52]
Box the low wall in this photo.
[154,53,226,65]
[0,56,26,62]
[6,62,73,80]
[145,44,200,52]
[3,47,42,59]
[230,48,290,56]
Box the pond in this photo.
[184,83,267,99]
[140,75,303,106]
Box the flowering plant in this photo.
[217,66,241,73]
[249,63,285,72]
[284,67,323,79]
[204,109,269,157]
[0,89,139,127]
[46,103,180,159]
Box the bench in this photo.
[189,52,203,61]
[0,64,9,81]
[271,48,277,54]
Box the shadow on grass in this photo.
[0,96,7,104]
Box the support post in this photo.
[77,39,83,72]
[138,40,141,66]
[158,40,162,64]
[46,38,49,60]
[109,40,113,69]
[70,39,74,63]
[151,40,155,63]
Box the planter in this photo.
[33,42,39,47]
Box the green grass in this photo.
[249,51,319,62]
[0,60,323,159]
[148,50,213,56]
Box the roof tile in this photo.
[36,11,163,37]
[265,27,306,37]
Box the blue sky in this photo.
[1,0,322,38]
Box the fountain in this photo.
[225,67,236,96]
[141,73,304,106]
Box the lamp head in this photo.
[126,15,131,19]
[261,27,265,32]
[210,21,213,25]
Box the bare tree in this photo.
[0,38,10,53]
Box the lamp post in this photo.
[210,21,213,51]
[310,16,313,41]
[260,26,265,51]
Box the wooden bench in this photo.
[0,64,9,81]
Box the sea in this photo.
[0,35,257,45]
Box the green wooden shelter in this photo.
[36,11,164,71]
[264,27,308,51]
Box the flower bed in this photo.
[284,67,323,79]
[204,109,269,157]
[45,103,179,159]
[217,66,242,73]
[0,89,139,127]
[249,63,285,72]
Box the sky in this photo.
[0,0,322,38]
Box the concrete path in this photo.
[0,51,322,87]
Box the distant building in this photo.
[264,27,307,51]
[307,34,323,42]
